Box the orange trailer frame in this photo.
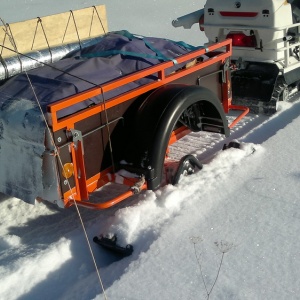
[47,38,248,209]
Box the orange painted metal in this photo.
[228,105,250,129]
[63,167,113,205]
[73,140,89,201]
[169,126,191,146]
[221,65,231,114]
[166,126,191,158]
[67,183,147,210]
[63,167,147,208]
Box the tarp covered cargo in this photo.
[0,31,196,203]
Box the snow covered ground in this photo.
[1,1,300,300]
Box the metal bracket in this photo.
[131,175,146,194]
[68,128,88,200]
[69,129,84,153]
[221,58,230,83]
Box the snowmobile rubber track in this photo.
[232,76,289,115]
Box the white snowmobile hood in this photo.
[203,0,293,27]
[204,0,288,14]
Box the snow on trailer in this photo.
[0,6,248,211]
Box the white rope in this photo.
[25,73,108,300]
[0,18,108,300]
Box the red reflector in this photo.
[220,12,258,17]
[226,33,257,47]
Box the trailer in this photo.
[0,6,248,210]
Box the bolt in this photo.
[235,2,241,8]
[57,137,62,143]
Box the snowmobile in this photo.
[173,0,300,114]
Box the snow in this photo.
[1,1,300,300]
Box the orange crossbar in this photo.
[228,105,250,129]
[67,183,147,209]
[63,165,148,208]
[169,126,191,145]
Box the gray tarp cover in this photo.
[0,31,194,203]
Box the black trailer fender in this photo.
[122,84,229,190]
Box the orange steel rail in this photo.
[228,105,250,128]
[63,169,143,201]
[169,126,191,145]
[48,39,234,132]
[68,183,148,209]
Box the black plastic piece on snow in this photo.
[93,235,133,257]
[223,141,241,150]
